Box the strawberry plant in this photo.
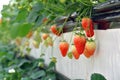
[0,0,108,79]
[0,43,70,80]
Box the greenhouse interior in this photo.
[0,0,120,80]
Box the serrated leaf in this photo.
[32,3,44,12]
[18,23,33,37]
[0,52,7,57]
[18,60,32,70]
[10,23,32,38]
[27,3,44,23]
[0,73,4,79]
[21,77,32,80]
[91,73,106,80]
[47,62,55,72]
[10,23,19,38]
[34,15,44,27]
[6,51,14,60]
[15,9,28,22]
[30,70,46,79]
[43,73,56,80]
[27,11,39,23]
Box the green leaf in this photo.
[27,2,44,23]
[0,66,3,72]
[10,23,20,38]
[10,23,32,38]
[47,62,55,72]
[27,11,39,23]
[15,9,28,22]
[18,23,32,37]
[32,3,44,12]
[0,52,7,57]
[91,73,106,80]
[34,15,44,27]
[30,70,46,79]
[0,73,4,79]
[31,58,44,69]
[21,77,32,80]
[41,73,56,80]
[7,51,14,60]
[18,60,32,70]
[99,0,107,3]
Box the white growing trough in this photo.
[29,29,120,80]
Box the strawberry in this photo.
[72,45,80,60]
[15,37,22,46]
[42,18,48,23]
[0,18,2,24]
[81,18,93,30]
[81,18,94,37]
[73,34,86,54]
[59,41,69,57]
[32,40,40,48]
[85,24,94,37]
[24,41,30,46]
[67,52,73,59]
[50,25,61,36]
[26,31,33,38]
[42,33,49,40]
[46,37,53,46]
[44,36,53,47]
[34,31,42,43]
[83,40,96,58]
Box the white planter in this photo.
[29,29,120,80]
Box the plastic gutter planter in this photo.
[55,0,120,33]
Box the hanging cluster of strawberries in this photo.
[21,17,96,60]
[50,17,96,59]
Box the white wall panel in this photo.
[29,29,120,80]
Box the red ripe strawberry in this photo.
[59,41,69,57]
[50,25,61,36]
[73,34,86,54]
[72,45,80,60]
[85,25,94,37]
[81,18,93,30]
[83,40,96,58]
[42,33,49,40]
[82,18,94,37]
